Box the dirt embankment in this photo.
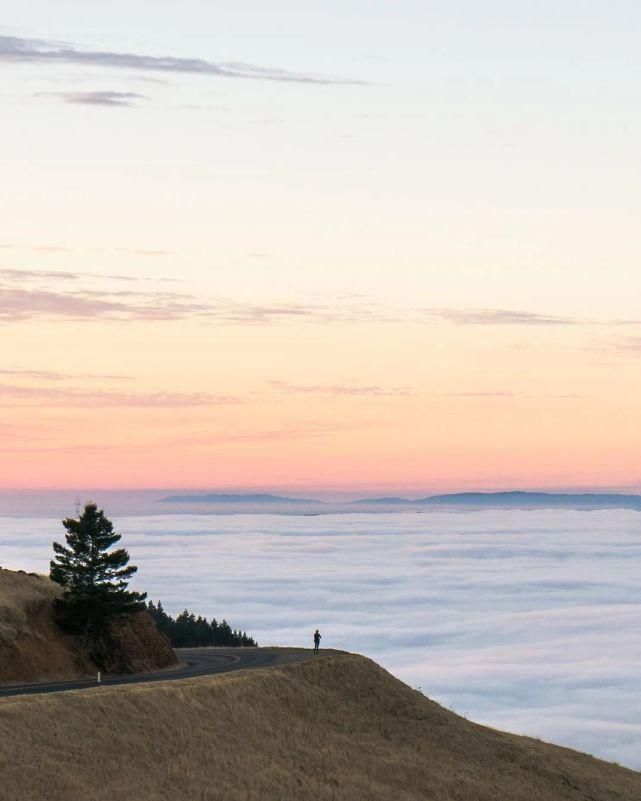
[94,608,177,674]
[0,652,639,801]
[0,568,176,683]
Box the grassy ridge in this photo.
[0,653,639,800]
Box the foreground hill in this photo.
[0,567,176,683]
[0,653,638,801]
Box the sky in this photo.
[2,2,641,492]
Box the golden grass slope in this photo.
[1,653,639,801]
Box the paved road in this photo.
[0,647,315,699]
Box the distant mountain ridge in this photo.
[354,491,641,510]
[160,493,320,505]
[159,490,641,511]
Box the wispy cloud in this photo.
[1,244,68,253]
[0,368,131,381]
[0,286,212,322]
[425,308,579,326]
[0,280,393,324]
[272,381,411,397]
[188,423,358,445]
[610,336,641,353]
[450,392,515,398]
[0,268,137,283]
[0,246,171,257]
[123,249,171,257]
[40,90,148,107]
[0,35,360,86]
[213,301,389,325]
[0,270,615,330]
[0,383,241,407]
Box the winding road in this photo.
[0,647,315,699]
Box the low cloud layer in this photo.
[0,35,358,86]
[2,507,640,768]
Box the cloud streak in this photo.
[0,286,213,322]
[610,336,641,353]
[0,382,240,408]
[450,392,515,397]
[0,282,392,324]
[272,381,411,397]
[0,35,360,86]
[425,308,579,326]
[0,246,171,257]
[1,271,628,330]
[0,368,131,381]
[40,90,148,107]
[0,268,138,283]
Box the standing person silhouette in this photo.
[313,629,321,654]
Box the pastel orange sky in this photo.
[2,3,641,492]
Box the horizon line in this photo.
[1,485,641,497]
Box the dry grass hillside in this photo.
[0,568,176,683]
[0,653,639,801]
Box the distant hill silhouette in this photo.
[352,496,414,505]
[160,490,641,512]
[353,491,641,510]
[160,493,320,505]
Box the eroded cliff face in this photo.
[0,568,94,683]
[92,610,177,674]
[0,568,177,683]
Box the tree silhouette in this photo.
[50,502,146,635]
[147,601,256,647]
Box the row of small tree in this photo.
[147,602,256,648]
[50,502,255,650]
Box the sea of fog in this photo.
[1,507,640,769]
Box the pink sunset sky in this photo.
[2,3,641,492]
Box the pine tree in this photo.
[50,502,146,635]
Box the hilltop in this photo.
[0,567,176,683]
[0,652,639,800]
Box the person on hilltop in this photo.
[313,628,321,654]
